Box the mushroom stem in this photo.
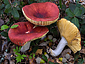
[41,35,46,40]
[20,41,31,52]
[49,36,67,56]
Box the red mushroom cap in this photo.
[22,2,59,26]
[8,22,49,46]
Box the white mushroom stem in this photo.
[20,41,31,52]
[41,35,46,40]
[49,36,67,56]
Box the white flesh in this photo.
[20,41,31,52]
[48,36,67,56]
[41,35,46,40]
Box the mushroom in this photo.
[8,22,49,52]
[22,2,59,26]
[48,18,81,56]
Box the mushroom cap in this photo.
[8,22,49,46]
[22,2,59,26]
[57,18,81,53]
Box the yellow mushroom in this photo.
[48,18,81,56]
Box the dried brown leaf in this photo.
[29,58,36,64]
[48,58,55,63]
[0,18,4,26]
[80,48,85,54]
[60,49,71,57]
[36,49,43,55]
[55,58,63,64]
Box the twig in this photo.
[8,0,13,7]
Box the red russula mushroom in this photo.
[8,22,49,52]
[22,2,59,26]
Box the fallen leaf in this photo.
[0,18,4,26]
[10,60,15,64]
[39,41,49,46]
[4,59,9,64]
[29,58,35,64]
[60,49,71,57]
[36,49,43,55]
[80,48,85,54]
[69,55,74,62]
[5,52,13,61]
[48,58,55,63]
[5,18,9,23]
[49,42,53,47]
[55,58,63,64]
[2,40,8,51]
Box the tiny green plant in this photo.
[49,39,53,42]
[10,25,19,28]
[13,46,27,63]
[42,54,48,62]
[65,3,85,29]
[1,25,9,31]
[0,0,24,20]
[29,53,35,59]
[0,24,18,42]
[1,24,19,31]
[44,38,47,41]
[44,38,53,42]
